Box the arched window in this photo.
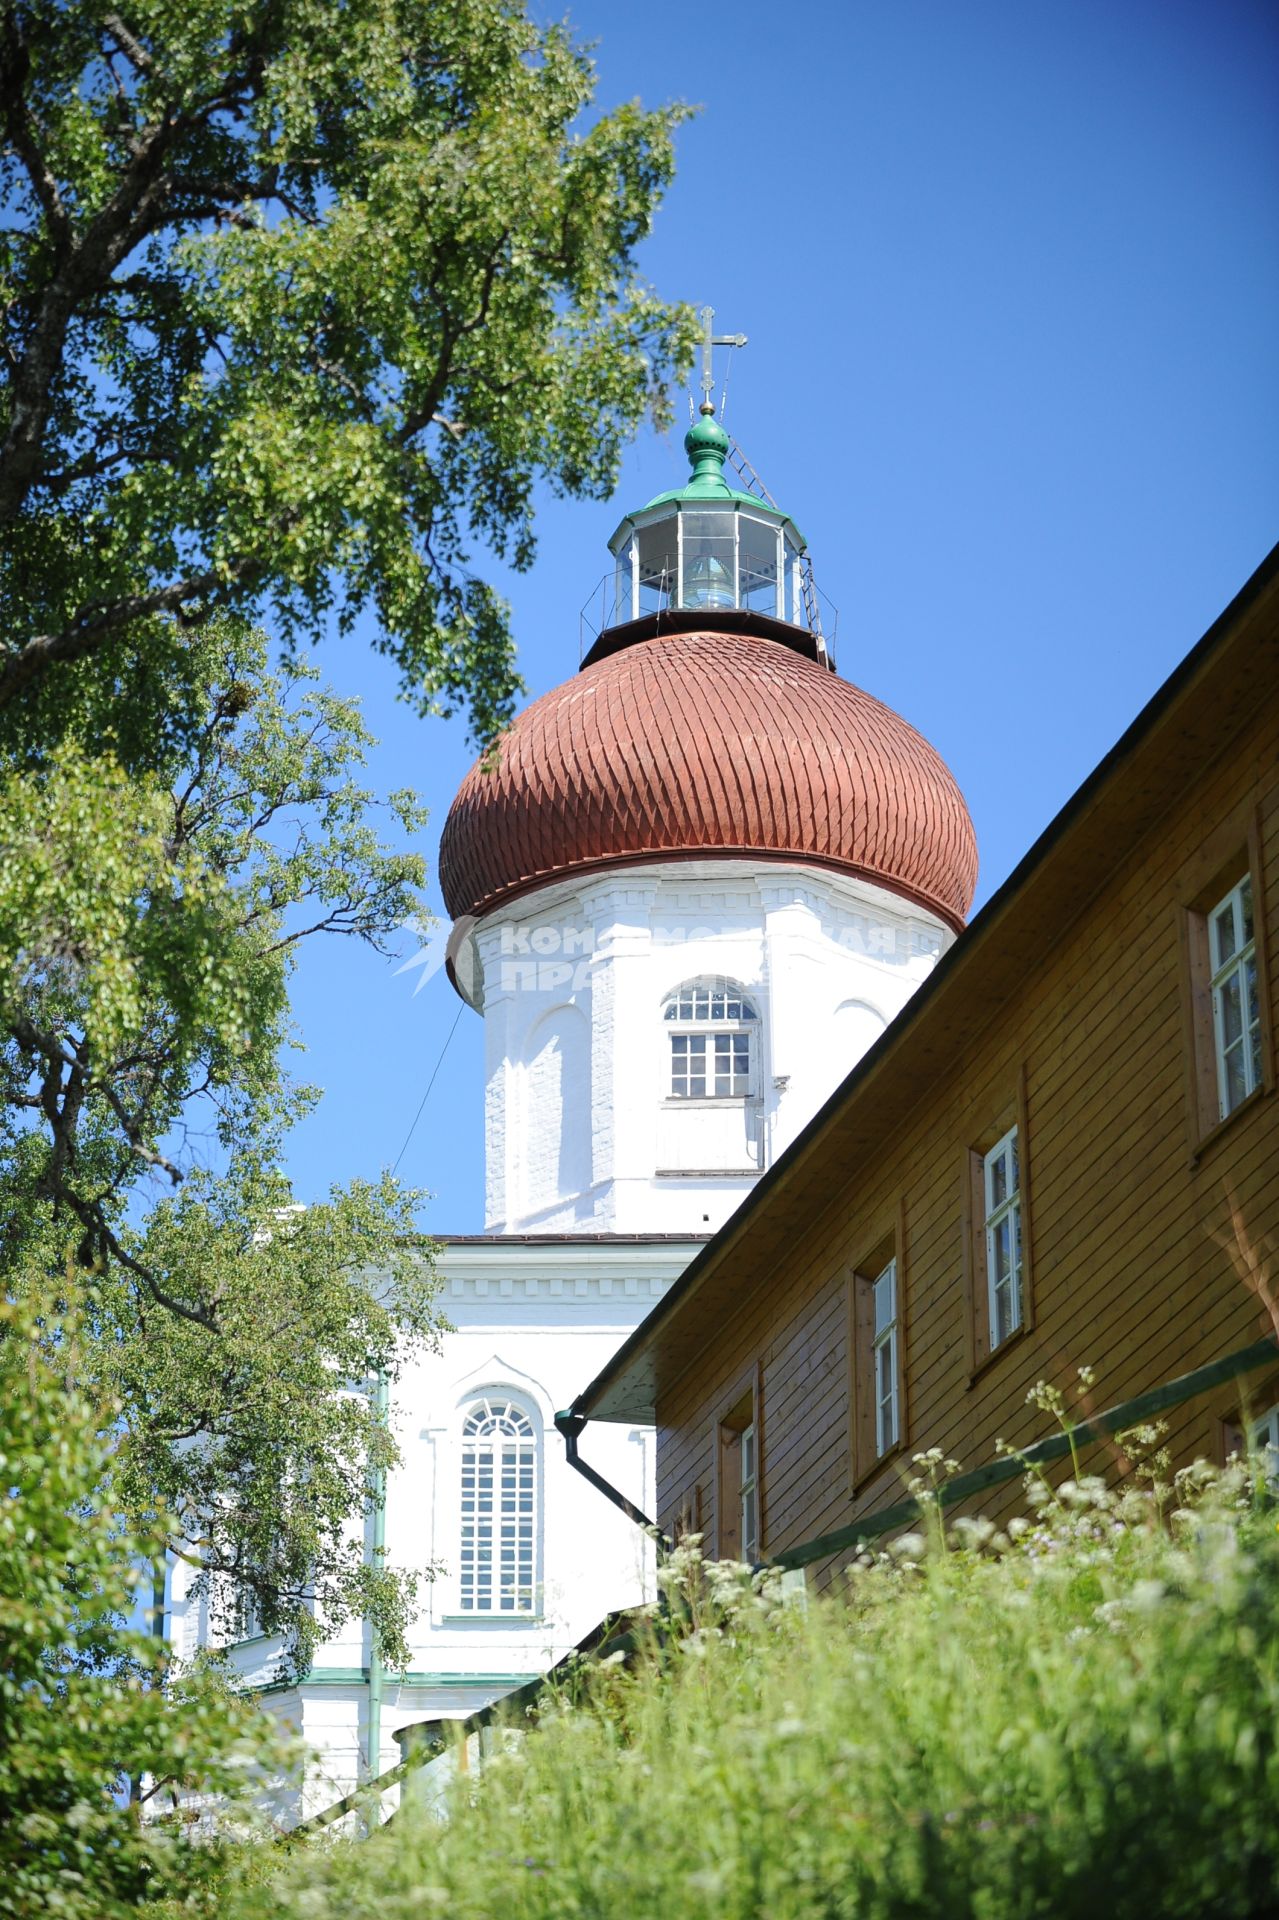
[459,1397,538,1613]
[663,977,759,1100]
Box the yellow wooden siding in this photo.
[657,705,1279,1578]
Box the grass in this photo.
[207,1439,1279,1920]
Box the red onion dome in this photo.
[440,630,977,932]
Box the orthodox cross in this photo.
[699,304,748,412]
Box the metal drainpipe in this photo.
[366,1369,388,1787]
[555,1410,670,1554]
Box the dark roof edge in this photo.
[570,538,1279,1423]
[579,605,831,673]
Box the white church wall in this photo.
[518,1003,591,1218]
[200,1237,699,1816]
[388,1245,674,1657]
[462,859,953,1237]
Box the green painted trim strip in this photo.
[253,1667,541,1696]
[770,1334,1279,1574]
[367,1368,388,1783]
[386,1671,540,1689]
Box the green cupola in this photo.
[681,408,732,493]
[603,402,811,630]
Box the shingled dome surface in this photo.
[440,631,978,931]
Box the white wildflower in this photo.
[952,1515,996,1549]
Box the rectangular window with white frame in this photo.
[872,1259,899,1458]
[849,1214,908,1489]
[459,1398,539,1615]
[669,1029,753,1098]
[739,1420,758,1562]
[716,1379,760,1563]
[1208,875,1262,1120]
[665,979,759,1100]
[983,1126,1023,1349]
[1180,815,1275,1153]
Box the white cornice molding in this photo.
[441,1269,673,1302]
[431,1236,702,1302]
[457,858,948,938]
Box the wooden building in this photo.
[564,545,1279,1574]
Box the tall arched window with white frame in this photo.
[459,1397,539,1614]
[663,977,759,1100]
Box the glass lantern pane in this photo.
[636,519,678,615]
[739,515,780,614]
[782,534,800,624]
[680,510,737,613]
[613,544,634,625]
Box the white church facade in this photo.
[166,390,978,1813]
[457,860,951,1239]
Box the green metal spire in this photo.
[593,306,828,657]
[681,404,732,498]
[638,408,777,517]
[605,303,804,551]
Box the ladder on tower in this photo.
[725,438,778,508]
[726,438,830,660]
[799,556,824,647]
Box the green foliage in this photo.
[231,1463,1279,1920]
[0,0,695,744]
[1,614,446,1668]
[0,0,695,1832]
[1,611,424,1268]
[111,1152,445,1675]
[0,1286,292,1920]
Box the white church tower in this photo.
[168,362,977,1814]
[440,401,975,1239]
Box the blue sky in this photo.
[280,0,1279,1232]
